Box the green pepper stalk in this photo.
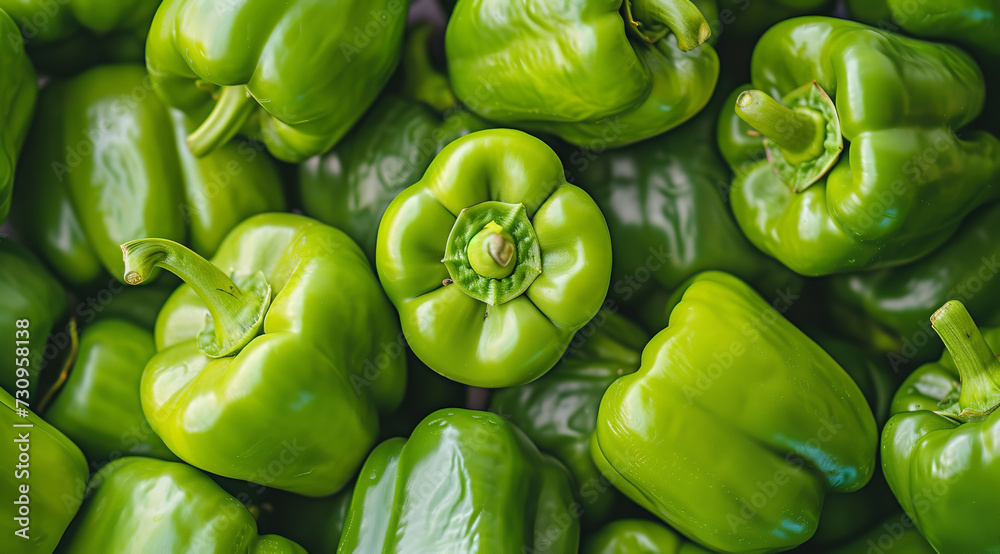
[734,82,842,192]
[122,239,269,358]
[623,0,711,50]
[929,300,1000,421]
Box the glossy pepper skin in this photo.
[719,17,1000,276]
[584,519,710,553]
[490,311,648,524]
[300,26,487,265]
[592,271,878,552]
[59,457,305,553]
[1,388,88,554]
[881,301,1000,552]
[0,239,67,397]
[567,86,799,329]
[338,408,580,553]
[146,0,408,162]
[14,64,285,288]
[376,129,612,388]
[43,318,176,463]
[846,0,1000,59]
[827,202,1000,373]
[122,213,405,496]
[0,0,158,75]
[0,7,34,225]
[445,0,718,148]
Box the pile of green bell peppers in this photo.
[1,2,999,552]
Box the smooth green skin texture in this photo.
[490,311,648,525]
[145,213,405,496]
[445,0,719,148]
[43,318,175,464]
[0,0,158,75]
[812,513,935,554]
[14,64,285,288]
[583,519,710,553]
[568,86,799,329]
[592,271,878,553]
[720,17,1000,276]
[0,7,34,225]
[145,0,407,162]
[60,457,305,553]
[881,323,1000,552]
[258,486,354,554]
[0,239,67,397]
[300,94,485,265]
[338,408,580,553]
[376,129,612,388]
[846,0,1000,58]
[827,202,1000,373]
[1,388,88,554]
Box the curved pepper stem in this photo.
[931,300,1000,419]
[399,25,457,112]
[121,239,270,358]
[623,0,711,51]
[735,89,826,162]
[186,86,257,157]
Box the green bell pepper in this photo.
[14,64,285,288]
[827,202,1000,374]
[490,310,649,524]
[376,129,611,388]
[42,318,175,464]
[0,239,68,398]
[0,0,158,75]
[1,388,88,554]
[59,457,305,553]
[0,7,35,225]
[881,300,1000,553]
[592,271,877,552]
[719,17,1000,276]
[568,85,799,329]
[145,0,408,162]
[583,519,709,553]
[445,0,719,148]
[846,0,999,59]
[338,408,580,553]
[300,27,486,265]
[121,212,405,496]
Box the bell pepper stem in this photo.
[121,239,270,358]
[468,222,516,280]
[186,86,256,157]
[624,0,711,51]
[735,89,826,161]
[400,25,457,112]
[930,300,1000,416]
